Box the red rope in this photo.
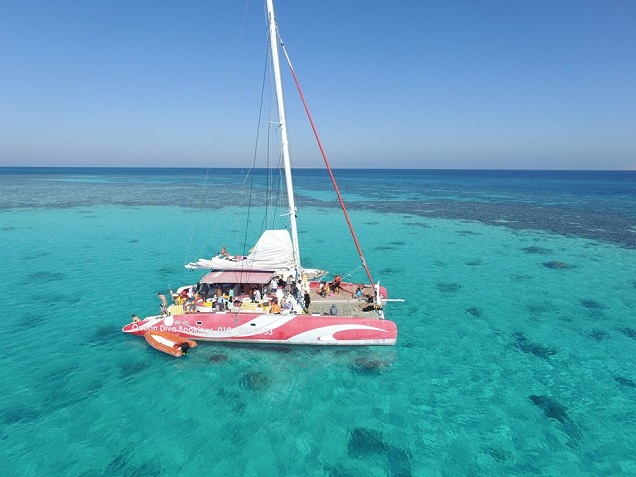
[280,42,375,288]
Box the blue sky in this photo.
[1,0,634,169]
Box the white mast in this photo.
[266,0,302,274]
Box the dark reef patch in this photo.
[513,332,556,359]
[347,427,412,475]
[374,245,395,251]
[89,326,119,346]
[118,361,150,378]
[466,307,483,317]
[542,261,571,270]
[465,259,482,266]
[529,395,569,423]
[14,311,47,331]
[529,395,582,446]
[378,268,399,275]
[587,330,608,342]
[620,327,636,339]
[511,274,534,282]
[21,251,50,262]
[522,245,552,255]
[239,371,270,392]
[437,282,462,293]
[615,377,636,388]
[526,303,551,314]
[156,266,176,279]
[1,407,41,425]
[209,353,228,363]
[484,446,511,463]
[105,443,162,476]
[579,299,606,310]
[405,222,430,228]
[349,357,392,376]
[27,271,66,282]
[456,230,482,236]
[348,427,388,457]
[322,464,356,477]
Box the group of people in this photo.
[169,286,209,314]
[318,274,343,297]
[148,271,372,321]
[250,275,311,313]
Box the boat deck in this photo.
[307,290,380,318]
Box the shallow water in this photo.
[1,168,635,476]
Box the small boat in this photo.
[144,330,197,357]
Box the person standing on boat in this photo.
[215,288,224,311]
[158,293,168,316]
[333,274,342,294]
[295,280,303,304]
[303,291,311,313]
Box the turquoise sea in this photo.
[1,167,635,476]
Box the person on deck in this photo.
[132,314,141,323]
[270,299,281,314]
[215,288,225,311]
[303,291,311,313]
[158,293,168,316]
[333,274,342,294]
[319,282,329,298]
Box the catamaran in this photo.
[122,0,399,346]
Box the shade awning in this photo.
[199,270,275,285]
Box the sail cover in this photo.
[185,230,296,271]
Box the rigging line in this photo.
[235,26,271,285]
[183,167,213,266]
[186,1,253,268]
[244,38,270,252]
[342,266,364,280]
[278,38,376,289]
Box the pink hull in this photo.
[123,312,397,346]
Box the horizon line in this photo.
[1,166,634,172]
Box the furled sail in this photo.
[185,230,296,271]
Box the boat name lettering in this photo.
[140,321,276,337]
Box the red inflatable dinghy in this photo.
[144,330,197,357]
